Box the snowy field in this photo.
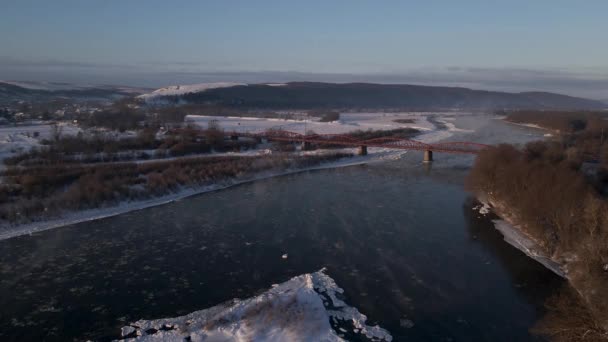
[0,123,81,161]
[118,269,392,342]
[186,112,439,135]
[187,112,464,145]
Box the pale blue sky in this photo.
[1,0,608,98]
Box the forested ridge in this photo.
[160,82,606,110]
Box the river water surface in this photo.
[0,115,564,341]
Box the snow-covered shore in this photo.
[117,269,392,341]
[502,119,557,136]
[474,199,566,278]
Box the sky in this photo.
[1,0,608,99]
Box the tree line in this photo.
[467,140,608,340]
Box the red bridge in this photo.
[227,129,491,161]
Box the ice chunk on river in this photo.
[117,269,392,341]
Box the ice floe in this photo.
[117,269,392,341]
[473,202,491,215]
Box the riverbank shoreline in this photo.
[501,119,558,135]
[0,150,407,241]
[476,197,566,278]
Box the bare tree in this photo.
[205,119,224,148]
[50,123,63,142]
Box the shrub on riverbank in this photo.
[467,142,608,339]
[532,286,607,342]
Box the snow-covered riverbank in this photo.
[502,120,556,137]
[474,199,566,278]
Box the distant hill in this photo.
[137,82,246,102]
[518,91,606,110]
[0,81,147,104]
[150,82,605,110]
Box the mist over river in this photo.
[0,115,564,341]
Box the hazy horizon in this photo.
[2,65,608,101]
[2,1,608,100]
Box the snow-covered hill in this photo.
[138,82,246,102]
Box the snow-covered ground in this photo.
[187,112,465,147]
[118,269,392,342]
[187,112,439,135]
[138,83,246,102]
[0,123,81,161]
[0,123,144,166]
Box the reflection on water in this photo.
[0,116,563,341]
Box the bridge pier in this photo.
[358,145,368,156]
[423,160,433,173]
[423,150,433,163]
